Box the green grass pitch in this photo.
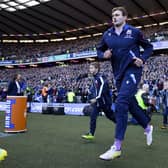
[0,112,168,168]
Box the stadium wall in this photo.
[0,102,90,116]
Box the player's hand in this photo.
[90,98,97,104]
[133,57,143,67]
[103,49,112,59]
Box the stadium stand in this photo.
[0,1,168,167]
[0,55,167,105]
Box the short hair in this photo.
[90,62,100,70]
[112,6,128,16]
[13,74,20,81]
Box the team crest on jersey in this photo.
[124,29,133,38]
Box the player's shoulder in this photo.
[126,24,140,33]
[98,73,107,81]
[125,24,143,39]
[103,27,113,37]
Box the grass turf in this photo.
[0,112,168,168]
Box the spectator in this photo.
[7,74,23,96]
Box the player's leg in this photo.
[99,72,142,160]
[129,97,151,126]
[82,104,99,140]
[161,106,168,129]
[129,97,153,146]
[103,104,116,123]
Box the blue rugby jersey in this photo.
[97,24,153,80]
[91,73,112,105]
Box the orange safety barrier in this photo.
[5,96,27,133]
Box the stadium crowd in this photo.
[0,25,167,114]
[0,55,167,108]
[1,25,168,61]
[1,37,98,61]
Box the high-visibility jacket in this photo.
[67,91,75,103]
[135,89,148,110]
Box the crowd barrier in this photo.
[0,102,90,116]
